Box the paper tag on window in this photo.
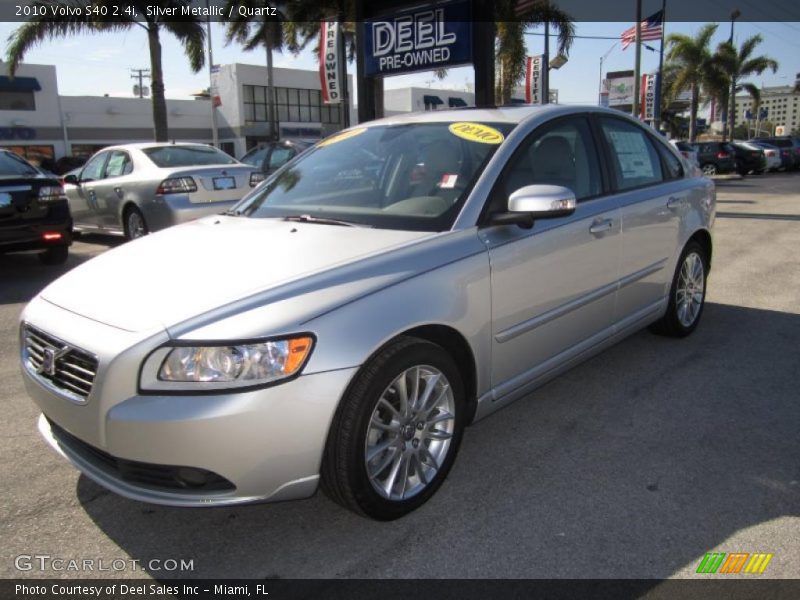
[439,174,458,189]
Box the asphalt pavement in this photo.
[1,173,798,580]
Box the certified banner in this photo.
[319,20,341,104]
[640,73,656,121]
[525,55,544,104]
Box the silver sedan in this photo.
[21,106,714,520]
[63,143,262,239]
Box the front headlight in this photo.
[140,335,314,392]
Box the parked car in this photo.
[0,149,71,265]
[728,141,767,176]
[750,137,800,170]
[20,106,715,520]
[750,141,784,172]
[239,139,315,176]
[691,142,736,175]
[63,143,261,240]
[669,140,699,167]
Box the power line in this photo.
[524,31,621,40]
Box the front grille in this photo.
[22,325,98,401]
[48,418,235,493]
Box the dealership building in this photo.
[0,62,356,165]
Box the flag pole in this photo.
[654,0,666,131]
[632,0,642,117]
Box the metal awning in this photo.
[423,95,444,106]
[0,76,42,92]
[448,97,467,107]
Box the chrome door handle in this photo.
[667,196,685,210]
[589,218,614,234]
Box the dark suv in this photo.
[729,141,767,176]
[0,150,72,265]
[751,137,800,170]
[691,142,737,176]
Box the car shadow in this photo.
[75,302,800,579]
[0,235,122,306]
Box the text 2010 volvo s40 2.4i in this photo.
[20,106,715,520]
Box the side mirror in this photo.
[508,184,576,217]
[62,174,79,185]
[489,184,577,228]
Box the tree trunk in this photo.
[728,76,737,143]
[147,25,168,142]
[689,83,698,142]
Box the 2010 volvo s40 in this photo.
[20,106,715,520]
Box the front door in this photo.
[67,151,109,229]
[482,116,621,396]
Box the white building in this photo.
[735,84,800,134]
[0,62,354,165]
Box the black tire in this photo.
[701,163,717,176]
[123,206,148,240]
[38,244,68,266]
[650,241,709,338]
[321,336,466,520]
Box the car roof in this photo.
[99,142,219,152]
[365,104,605,127]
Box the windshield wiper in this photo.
[281,214,362,227]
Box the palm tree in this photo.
[495,0,575,104]
[715,35,778,141]
[665,24,719,142]
[6,0,205,142]
[223,0,293,140]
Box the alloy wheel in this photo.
[364,365,456,501]
[127,211,146,239]
[676,251,705,327]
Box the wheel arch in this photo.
[688,228,713,271]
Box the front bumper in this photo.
[21,299,356,507]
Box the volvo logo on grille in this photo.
[38,345,71,377]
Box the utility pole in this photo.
[654,0,667,132]
[205,0,218,148]
[543,21,550,104]
[726,9,741,142]
[130,68,151,98]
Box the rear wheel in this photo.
[650,241,708,337]
[123,206,148,240]
[38,245,68,266]
[701,163,717,176]
[321,336,466,520]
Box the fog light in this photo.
[175,467,208,488]
[42,232,63,241]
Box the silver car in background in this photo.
[21,106,715,520]
[63,143,262,239]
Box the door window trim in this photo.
[103,150,133,179]
[80,151,111,183]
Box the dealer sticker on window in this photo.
[318,127,367,147]
[448,122,504,144]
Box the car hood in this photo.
[40,216,434,333]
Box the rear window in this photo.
[143,145,237,168]
[0,151,40,176]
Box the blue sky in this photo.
[0,20,797,106]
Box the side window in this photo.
[599,118,663,191]
[500,117,602,202]
[80,152,108,182]
[269,147,295,169]
[655,141,684,180]
[241,146,269,168]
[104,151,132,178]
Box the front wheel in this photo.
[321,336,466,520]
[650,241,708,337]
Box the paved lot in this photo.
[1,174,798,580]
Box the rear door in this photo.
[484,116,621,393]
[594,116,683,324]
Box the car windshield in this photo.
[143,145,237,168]
[0,151,40,177]
[233,122,514,231]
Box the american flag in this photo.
[620,10,663,50]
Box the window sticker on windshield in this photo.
[318,127,367,147]
[439,174,458,188]
[448,122,504,144]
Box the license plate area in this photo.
[213,176,236,190]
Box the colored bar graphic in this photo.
[719,553,749,573]
[744,553,774,574]
[698,552,774,574]
[697,553,726,574]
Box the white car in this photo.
[669,140,700,168]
